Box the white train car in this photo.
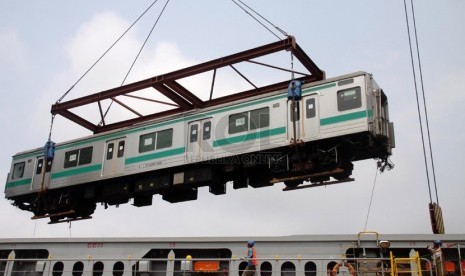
[0,233,463,276]
[5,71,394,222]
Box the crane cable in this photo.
[403,0,440,204]
[99,0,172,125]
[363,166,378,231]
[230,0,288,40]
[46,0,161,142]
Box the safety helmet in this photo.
[247,240,255,246]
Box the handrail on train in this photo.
[357,231,380,247]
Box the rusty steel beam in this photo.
[164,81,204,108]
[229,65,258,90]
[122,94,179,107]
[204,75,317,108]
[56,110,98,133]
[51,36,325,133]
[94,75,314,133]
[292,43,325,80]
[246,60,308,76]
[97,101,106,126]
[51,37,303,112]
[111,97,143,117]
[152,84,193,109]
[95,108,184,133]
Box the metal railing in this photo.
[0,256,436,276]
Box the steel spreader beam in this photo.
[51,36,325,133]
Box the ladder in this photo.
[390,251,422,276]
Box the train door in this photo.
[103,138,126,177]
[302,95,319,140]
[186,119,213,163]
[31,156,51,191]
[287,95,319,141]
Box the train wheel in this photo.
[333,162,353,181]
[284,180,303,188]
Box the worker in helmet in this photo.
[242,240,258,276]
[428,240,445,276]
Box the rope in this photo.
[409,0,440,204]
[47,114,56,141]
[363,166,378,231]
[230,0,285,40]
[99,0,172,125]
[121,0,171,86]
[55,0,160,105]
[403,0,433,203]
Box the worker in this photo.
[242,240,258,276]
[181,255,193,275]
[428,240,445,276]
[331,261,356,276]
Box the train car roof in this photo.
[1,233,464,245]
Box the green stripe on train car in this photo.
[125,147,185,165]
[320,110,373,126]
[302,83,336,94]
[51,164,102,179]
[213,126,286,147]
[5,178,32,189]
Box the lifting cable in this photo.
[404,0,444,233]
[403,0,440,204]
[47,0,161,141]
[99,0,172,125]
[363,166,378,231]
[230,0,288,40]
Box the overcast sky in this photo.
[1,1,464,238]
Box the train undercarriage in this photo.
[11,132,392,223]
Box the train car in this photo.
[4,71,394,222]
[0,233,463,276]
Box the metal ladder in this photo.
[390,251,422,276]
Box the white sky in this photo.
[0,1,464,238]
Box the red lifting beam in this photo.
[51,36,325,133]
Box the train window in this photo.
[229,112,248,134]
[290,102,300,122]
[117,141,125,158]
[306,98,316,118]
[238,261,248,276]
[260,262,272,276]
[36,159,44,175]
[337,86,362,111]
[107,143,114,160]
[64,150,79,168]
[35,159,51,174]
[46,160,52,172]
[78,147,93,165]
[12,161,25,179]
[304,262,317,276]
[139,132,156,153]
[64,147,93,168]
[93,261,104,276]
[250,107,269,130]
[281,261,296,276]
[190,124,199,143]
[157,129,173,149]
[52,262,64,276]
[113,261,124,276]
[203,121,212,140]
[72,261,84,276]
